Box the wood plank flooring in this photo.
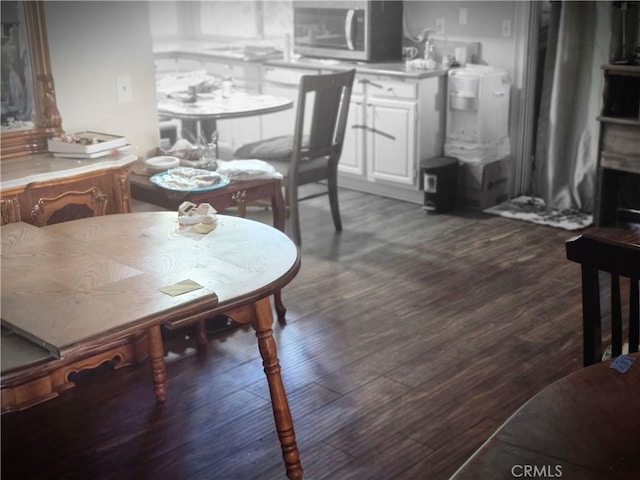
[2,188,636,480]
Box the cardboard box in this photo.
[457,156,511,210]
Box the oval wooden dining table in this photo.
[451,352,640,479]
[0,211,303,479]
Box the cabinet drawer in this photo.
[352,77,367,95]
[364,78,418,100]
[600,123,640,174]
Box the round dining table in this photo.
[157,90,293,145]
[451,352,640,479]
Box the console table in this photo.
[0,152,137,225]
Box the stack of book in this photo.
[47,131,131,159]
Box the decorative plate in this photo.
[149,167,230,192]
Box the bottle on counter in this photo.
[221,66,233,98]
[424,40,436,70]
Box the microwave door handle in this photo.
[345,9,355,50]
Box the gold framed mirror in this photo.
[1,1,62,160]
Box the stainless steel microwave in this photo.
[293,1,403,62]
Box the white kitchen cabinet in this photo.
[366,97,417,185]
[340,93,366,176]
[339,74,445,202]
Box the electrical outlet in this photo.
[116,74,133,103]
[459,8,467,25]
[435,18,445,34]
[501,19,512,37]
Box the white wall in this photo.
[404,1,518,71]
[44,1,159,157]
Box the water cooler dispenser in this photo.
[443,65,512,210]
[445,65,511,158]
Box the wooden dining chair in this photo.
[30,187,108,226]
[566,234,640,366]
[234,69,355,245]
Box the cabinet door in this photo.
[339,94,366,176]
[366,97,417,185]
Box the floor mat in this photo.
[483,196,593,231]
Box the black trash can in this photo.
[420,156,458,213]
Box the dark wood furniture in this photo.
[451,352,640,479]
[1,212,302,479]
[595,64,640,227]
[235,69,356,245]
[566,234,640,366]
[1,152,136,226]
[129,170,285,231]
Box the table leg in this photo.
[180,119,199,143]
[195,320,208,349]
[200,119,218,156]
[251,297,303,480]
[148,324,167,402]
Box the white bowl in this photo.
[145,156,180,172]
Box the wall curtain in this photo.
[532,2,612,213]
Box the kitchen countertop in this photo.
[266,57,449,79]
[154,40,282,63]
[0,152,137,191]
[153,40,449,79]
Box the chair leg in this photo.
[328,170,342,232]
[288,186,302,246]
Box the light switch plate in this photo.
[435,18,445,35]
[501,19,512,37]
[459,8,467,25]
[116,74,133,103]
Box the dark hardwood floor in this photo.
[2,188,636,479]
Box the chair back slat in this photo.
[630,279,639,354]
[580,264,603,366]
[292,70,355,169]
[566,234,640,366]
[611,273,622,357]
